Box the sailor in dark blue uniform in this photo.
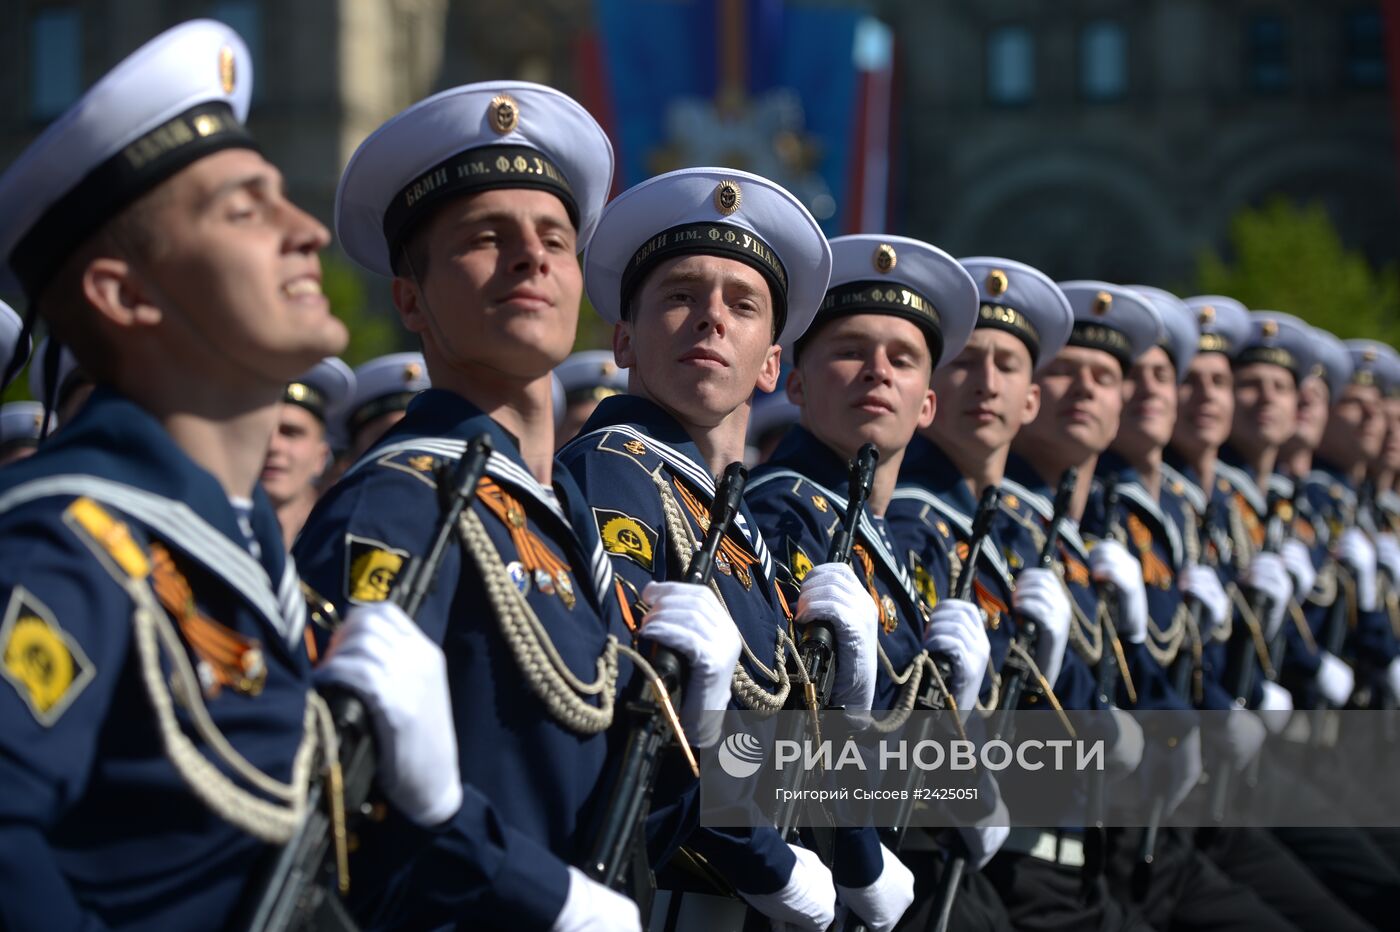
[745,234,984,931]
[888,259,1075,722]
[297,83,743,931]
[0,20,462,930]
[263,356,354,548]
[885,257,1078,928]
[1161,296,1254,715]
[1125,297,1374,932]
[560,167,884,930]
[1272,327,1356,709]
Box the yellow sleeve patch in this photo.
[344,535,409,605]
[594,508,658,572]
[787,540,814,583]
[1,587,95,726]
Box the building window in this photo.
[987,25,1035,105]
[210,1,262,98]
[1247,13,1291,93]
[1343,7,1386,89]
[30,8,82,121]
[1079,19,1127,101]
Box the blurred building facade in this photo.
[886,0,1398,285]
[1,0,1395,294]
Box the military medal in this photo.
[555,571,576,609]
[715,551,733,576]
[534,569,556,596]
[507,561,530,594]
[880,595,899,634]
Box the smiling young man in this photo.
[744,234,984,932]
[0,21,462,928]
[559,167,886,930]
[295,85,745,932]
[261,356,353,547]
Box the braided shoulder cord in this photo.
[651,471,790,711]
[457,509,618,734]
[127,574,322,843]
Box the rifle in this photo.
[1083,475,1126,856]
[776,444,879,841]
[924,485,1001,932]
[584,462,749,905]
[1210,488,1287,823]
[1138,498,1217,892]
[244,435,494,932]
[991,468,1077,743]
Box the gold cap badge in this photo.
[1364,348,1379,363]
[219,46,236,95]
[403,362,422,383]
[873,244,897,274]
[1261,319,1278,338]
[488,94,519,134]
[1198,305,1215,325]
[714,180,742,216]
[986,269,1009,297]
[1093,291,1113,316]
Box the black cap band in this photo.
[283,381,328,422]
[349,391,419,435]
[621,222,789,340]
[796,280,945,363]
[11,102,256,300]
[976,302,1041,364]
[1234,345,1301,380]
[1065,321,1134,371]
[383,144,578,263]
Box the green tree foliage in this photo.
[1194,197,1400,344]
[323,251,401,366]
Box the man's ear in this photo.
[82,257,162,329]
[917,388,938,429]
[755,344,782,394]
[392,275,429,335]
[1023,380,1041,425]
[613,321,636,369]
[785,365,803,406]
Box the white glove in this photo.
[1378,533,1400,585]
[1244,553,1292,640]
[552,866,641,932]
[739,843,836,931]
[1338,528,1378,612]
[1386,657,1400,704]
[1281,540,1317,602]
[1012,567,1071,686]
[1221,709,1266,773]
[316,602,462,827]
[1178,563,1230,639]
[1164,727,1203,816]
[1256,681,1294,735]
[639,581,742,748]
[1105,707,1144,777]
[796,563,879,710]
[1088,540,1149,645]
[835,843,915,932]
[956,792,1010,870]
[1316,652,1354,708]
[923,599,991,712]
